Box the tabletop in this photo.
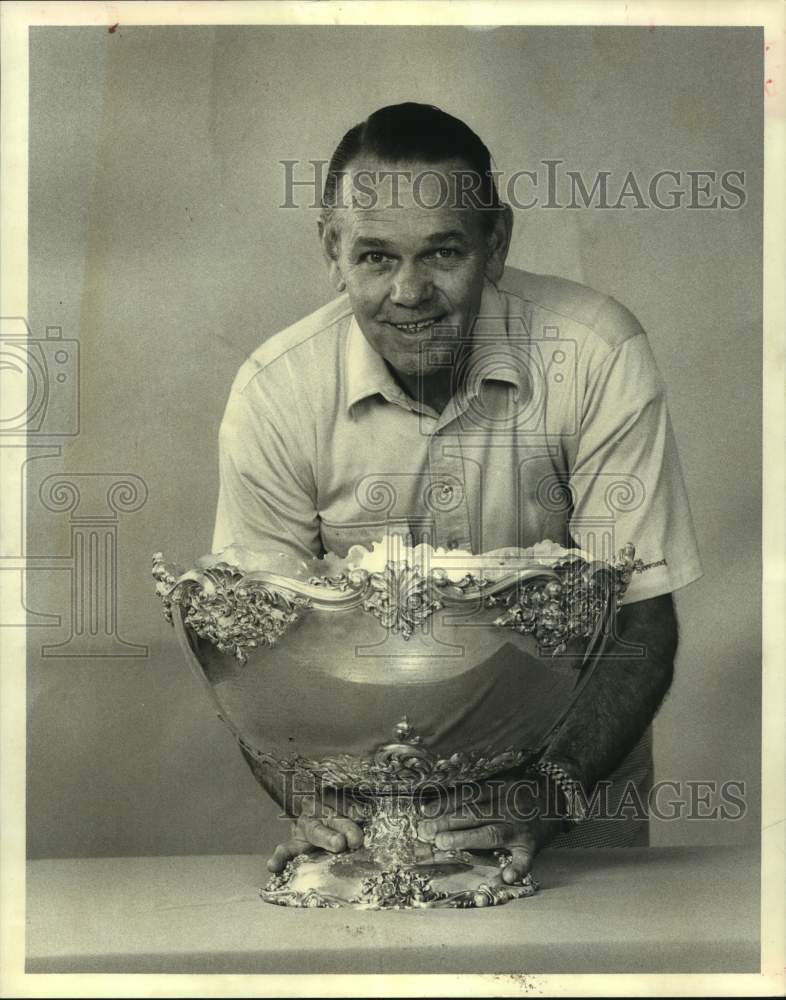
[26,844,760,974]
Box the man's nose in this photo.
[389,262,432,307]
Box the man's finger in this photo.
[500,845,535,884]
[433,823,508,851]
[430,784,500,820]
[299,816,349,853]
[266,837,314,873]
[417,816,491,842]
[324,815,364,850]
[435,784,495,814]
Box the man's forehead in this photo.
[344,206,475,244]
[338,157,478,211]
[334,158,483,243]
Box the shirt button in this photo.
[439,484,454,502]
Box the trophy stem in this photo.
[360,793,422,868]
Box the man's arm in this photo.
[543,592,678,792]
[213,374,322,560]
[416,593,678,882]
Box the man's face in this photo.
[323,158,508,378]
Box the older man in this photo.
[213,103,702,884]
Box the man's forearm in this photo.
[543,593,678,790]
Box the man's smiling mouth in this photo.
[387,316,446,334]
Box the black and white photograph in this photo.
[1,1,783,995]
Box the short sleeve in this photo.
[212,376,322,561]
[569,330,703,604]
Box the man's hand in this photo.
[266,790,364,874]
[416,775,565,884]
[237,750,365,874]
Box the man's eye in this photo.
[432,248,461,260]
[360,252,392,265]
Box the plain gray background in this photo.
[26,25,762,858]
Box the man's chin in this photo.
[385,356,443,379]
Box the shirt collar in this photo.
[345,315,409,413]
[464,281,522,394]
[344,280,521,414]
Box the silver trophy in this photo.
[153,537,641,909]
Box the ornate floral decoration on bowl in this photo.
[152,535,643,909]
[153,536,642,662]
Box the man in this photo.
[213,103,703,883]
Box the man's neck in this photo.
[387,355,467,416]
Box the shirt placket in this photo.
[427,424,472,551]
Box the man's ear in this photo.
[483,204,513,284]
[318,218,345,290]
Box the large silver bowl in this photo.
[152,538,641,909]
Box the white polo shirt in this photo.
[213,266,702,605]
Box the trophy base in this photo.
[260,847,539,909]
